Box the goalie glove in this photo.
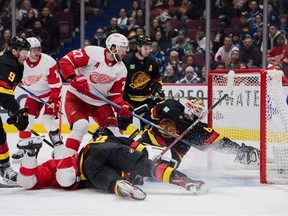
[7,108,29,131]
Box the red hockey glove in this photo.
[48,97,61,117]
[70,75,89,94]
[117,101,134,119]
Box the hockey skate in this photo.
[49,129,63,146]
[0,167,18,185]
[234,143,260,166]
[17,136,45,157]
[170,171,208,195]
[114,180,146,200]
[12,149,26,163]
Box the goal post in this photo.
[208,69,288,184]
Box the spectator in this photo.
[161,50,183,78]
[41,6,60,53]
[117,8,129,33]
[249,13,263,38]
[213,0,233,29]
[238,63,249,69]
[194,26,213,55]
[215,36,239,65]
[215,61,226,70]
[267,32,288,67]
[177,66,201,84]
[200,65,207,83]
[163,20,178,41]
[233,11,252,40]
[240,35,262,68]
[127,16,139,36]
[268,24,281,50]
[83,39,92,47]
[0,28,12,51]
[166,29,192,59]
[231,32,242,50]
[30,18,52,54]
[151,41,166,72]
[135,9,145,27]
[18,0,38,21]
[226,50,242,69]
[20,8,36,32]
[246,0,262,26]
[135,26,145,35]
[127,0,140,18]
[90,27,106,48]
[153,31,170,53]
[267,3,279,26]
[150,18,164,37]
[278,13,288,35]
[253,27,263,52]
[183,55,199,75]
[163,65,178,83]
[105,17,121,36]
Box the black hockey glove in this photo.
[151,83,165,101]
[7,108,29,131]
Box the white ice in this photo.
[1,133,288,216]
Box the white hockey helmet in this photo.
[105,33,129,53]
[26,37,41,48]
[184,97,205,118]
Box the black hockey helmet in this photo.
[92,127,113,140]
[136,34,152,46]
[9,36,31,51]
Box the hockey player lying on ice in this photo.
[138,98,260,168]
[17,127,207,200]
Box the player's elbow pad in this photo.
[56,167,77,188]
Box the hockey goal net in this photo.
[208,69,288,184]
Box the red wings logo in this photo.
[90,72,115,84]
[22,75,42,86]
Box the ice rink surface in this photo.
[1,133,288,216]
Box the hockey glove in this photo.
[70,75,89,94]
[7,108,29,131]
[117,101,134,119]
[151,83,165,101]
[48,97,61,117]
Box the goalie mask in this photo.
[184,98,205,119]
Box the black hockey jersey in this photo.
[141,99,220,164]
[122,53,162,102]
[0,51,24,93]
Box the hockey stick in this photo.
[153,71,236,162]
[18,85,64,115]
[88,90,190,145]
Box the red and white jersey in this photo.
[267,44,288,65]
[23,53,62,98]
[60,46,127,106]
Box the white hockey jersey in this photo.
[22,53,62,98]
[60,46,127,106]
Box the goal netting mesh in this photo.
[208,69,288,184]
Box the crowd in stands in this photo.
[1,0,288,83]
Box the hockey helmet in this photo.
[106,33,129,53]
[26,37,41,48]
[184,97,205,118]
[136,34,152,46]
[9,36,30,51]
[92,127,113,140]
